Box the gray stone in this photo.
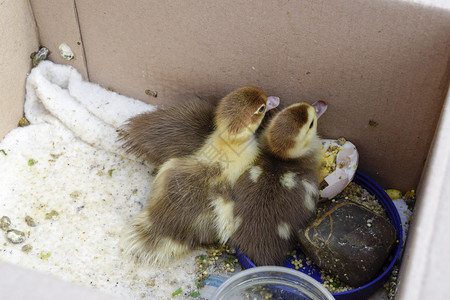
[297,199,397,287]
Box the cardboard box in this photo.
[0,0,449,299]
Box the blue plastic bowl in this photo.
[236,171,403,300]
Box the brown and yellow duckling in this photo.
[228,100,328,266]
[121,86,280,265]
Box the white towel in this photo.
[24,60,155,159]
[0,61,201,299]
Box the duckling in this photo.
[120,99,216,168]
[121,86,280,265]
[229,100,328,266]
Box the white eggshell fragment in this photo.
[6,229,26,244]
[392,198,413,247]
[58,43,75,61]
[320,139,359,199]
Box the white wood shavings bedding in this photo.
[0,61,202,299]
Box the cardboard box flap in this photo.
[0,0,39,139]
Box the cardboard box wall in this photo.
[0,0,449,299]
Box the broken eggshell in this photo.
[320,139,359,199]
[58,43,75,61]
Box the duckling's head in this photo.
[214,86,280,141]
[266,101,328,159]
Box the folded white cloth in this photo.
[0,61,200,299]
[24,60,155,159]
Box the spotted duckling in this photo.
[121,86,280,265]
[229,100,328,266]
[120,98,216,169]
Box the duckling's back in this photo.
[231,149,320,266]
[121,99,216,167]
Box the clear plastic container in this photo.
[211,266,335,300]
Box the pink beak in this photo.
[312,100,328,119]
[266,96,280,111]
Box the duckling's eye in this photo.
[309,120,314,129]
[256,104,266,114]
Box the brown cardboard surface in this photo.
[396,89,450,299]
[0,0,39,139]
[70,0,449,190]
[30,0,88,79]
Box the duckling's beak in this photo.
[312,100,328,119]
[266,96,280,111]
